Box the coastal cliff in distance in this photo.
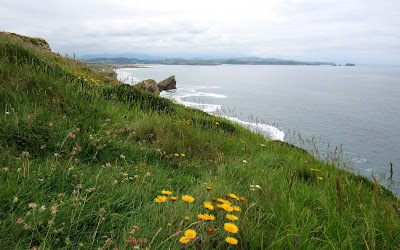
[82,56,336,66]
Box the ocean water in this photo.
[117,65,400,196]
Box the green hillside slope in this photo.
[1,32,399,249]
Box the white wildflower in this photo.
[39,205,46,213]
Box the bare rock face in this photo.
[134,79,160,94]
[157,75,176,92]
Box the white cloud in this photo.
[1,0,399,64]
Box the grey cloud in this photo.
[1,0,399,64]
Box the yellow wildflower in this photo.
[318,177,323,180]
[180,153,185,157]
[184,229,196,239]
[154,196,167,203]
[239,197,246,201]
[229,193,240,201]
[174,153,180,157]
[204,214,215,221]
[197,214,206,220]
[217,198,232,206]
[161,190,173,195]
[226,214,239,221]
[182,195,195,203]
[221,203,233,212]
[204,202,214,210]
[185,216,190,221]
[205,186,212,191]
[123,173,128,176]
[225,236,238,245]
[197,213,215,221]
[179,236,190,244]
[224,223,239,233]
[232,206,241,212]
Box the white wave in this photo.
[222,116,285,141]
[175,98,222,113]
[172,92,226,99]
[179,85,221,90]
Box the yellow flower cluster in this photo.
[155,188,245,246]
[179,229,196,244]
[197,213,215,221]
[179,119,193,125]
[73,71,103,87]
[310,168,324,180]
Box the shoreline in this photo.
[112,64,157,70]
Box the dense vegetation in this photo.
[0,32,399,249]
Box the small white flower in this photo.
[5,111,10,115]
[250,184,261,190]
[261,144,265,147]
[28,202,38,210]
[243,160,248,164]
[39,205,46,213]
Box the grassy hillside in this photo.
[1,32,399,249]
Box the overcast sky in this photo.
[1,0,399,64]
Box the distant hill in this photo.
[81,56,336,66]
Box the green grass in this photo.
[1,32,400,249]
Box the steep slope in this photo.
[0,32,399,249]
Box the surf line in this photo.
[161,87,285,141]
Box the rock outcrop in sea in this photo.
[157,75,176,92]
[133,75,177,95]
[134,79,159,94]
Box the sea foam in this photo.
[223,116,285,141]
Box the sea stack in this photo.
[158,75,176,92]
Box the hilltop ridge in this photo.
[82,56,336,66]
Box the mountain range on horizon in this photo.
[80,54,337,66]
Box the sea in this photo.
[116,65,400,196]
